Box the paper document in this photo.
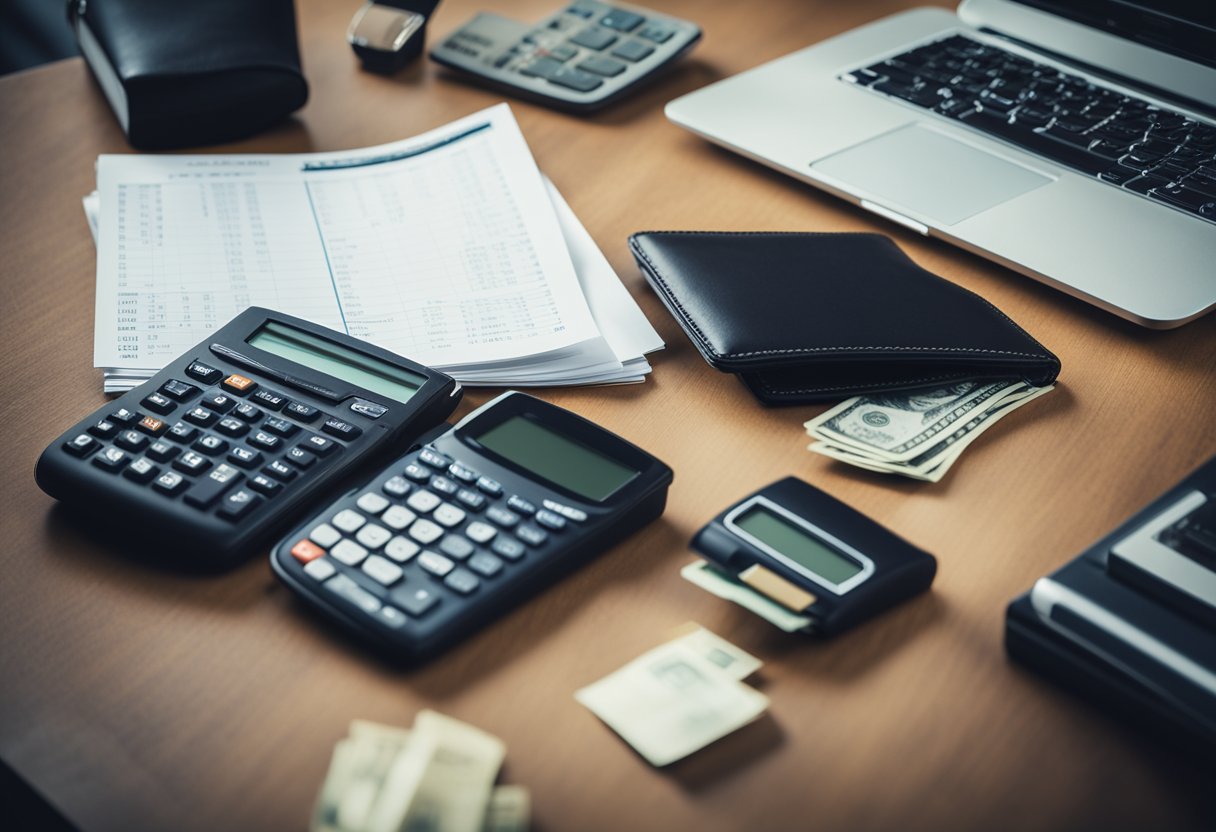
[89,103,660,391]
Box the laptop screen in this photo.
[1011,1,1216,69]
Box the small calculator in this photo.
[271,391,673,661]
[35,308,461,568]
[431,1,701,112]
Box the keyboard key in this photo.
[185,360,222,384]
[193,434,229,456]
[252,389,288,410]
[433,503,467,528]
[550,66,604,92]
[349,399,388,420]
[226,446,263,469]
[491,536,525,561]
[356,523,392,551]
[153,470,187,495]
[183,464,242,508]
[570,27,616,50]
[357,492,391,515]
[468,551,504,578]
[362,555,404,586]
[611,40,653,62]
[409,518,444,545]
[487,506,520,528]
[88,418,119,439]
[543,499,588,522]
[109,407,140,425]
[521,56,564,79]
[233,402,263,422]
[381,505,417,531]
[160,379,200,401]
[637,23,673,43]
[324,573,379,613]
[285,446,318,469]
[333,509,367,533]
[394,585,439,617]
[430,476,459,496]
[222,374,257,395]
[310,524,342,549]
[184,406,218,427]
[247,473,283,497]
[304,558,337,581]
[439,534,474,560]
[456,488,486,511]
[201,393,237,414]
[216,417,249,437]
[385,535,421,563]
[476,476,502,496]
[374,605,407,629]
[516,524,548,547]
[173,451,211,475]
[262,417,298,437]
[419,448,452,469]
[444,568,480,595]
[322,417,362,440]
[330,539,368,567]
[507,495,536,515]
[578,56,626,77]
[418,550,455,577]
[218,488,262,521]
[600,10,644,31]
[300,433,336,456]
[115,429,149,452]
[535,509,567,531]
[141,392,176,415]
[264,459,297,482]
[249,430,281,452]
[448,462,478,483]
[383,475,410,498]
[407,490,441,514]
[285,401,320,422]
[123,457,159,483]
[146,439,179,462]
[167,421,199,443]
[465,521,497,544]
[136,415,168,436]
[63,433,99,457]
[404,462,432,482]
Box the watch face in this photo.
[347,4,426,53]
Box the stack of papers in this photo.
[84,104,662,392]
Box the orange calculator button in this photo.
[290,540,326,563]
[138,416,166,435]
[223,374,257,394]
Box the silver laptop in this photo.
[666,0,1216,328]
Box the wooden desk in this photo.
[2,1,1213,829]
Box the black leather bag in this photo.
[67,0,309,149]
[629,231,1061,405]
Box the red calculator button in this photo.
[290,540,325,563]
[223,374,257,395]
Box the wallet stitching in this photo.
[753,372,974,396]
[630,233,1052,362]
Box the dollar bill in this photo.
[667,622,764,680]
[481,786,530,832]
[680,561,812,633]
[312,722,414,832]
[575,634,769,767]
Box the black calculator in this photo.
[35,308,461,568]
[270,391,673,661]
[431,1,701,113]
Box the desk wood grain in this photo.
[2,1,1214,830]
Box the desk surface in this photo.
[2,1,1214,830]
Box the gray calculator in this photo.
[430,1,700,112]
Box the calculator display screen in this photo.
[475,415,638,501]
[247,321,425,403]
[734,505,863,585]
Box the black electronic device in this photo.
[348,0,442,73]
[690,477,937,634]
[270,390,673,661]
[35,308,461,568]
[430,1,700,113]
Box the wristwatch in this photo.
[347,0,442,73]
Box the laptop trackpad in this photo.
[812,124,1052,226]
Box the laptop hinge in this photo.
[859,200,929,235]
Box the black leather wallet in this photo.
[68,0,309,149]
[629,231,1061,405]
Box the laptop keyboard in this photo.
[842,34,1216,224]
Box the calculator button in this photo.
[222,374,257,395]
[409,518,444,545]
[109,407,140,425]
[394,586,439,618]
[611,40,653,61]
[356,492,390,515]
[567,4,594,18]
[249,431,282,452]
[291,539,326,563]
[456,489,486,511]
[304,558,337,582]
[543,499,588,522]
[430,476,459,496]
[577,55,626,77]
[521,56,563,79]
[600,9,644,31]
[184,406,218,427]
[362,555,404,587]
[444,568,480,595]
[233,402,263,422]
[356,523,392,551]
[418,550,455,577]
[88,419,119,439]
[569,27,617,50]
[252,389,288,410]
[381,505,417,531]
[115,430,149,452]
[374,605,407,629]
[285,401,320,422]
[123,457,159,483]
[491,537,526,561]
[476,476,502,496]
[385,535,421,563]
[448,462,478,483]
[136,416,168,436]
[310,523,343,548]
[300,433,336,456]
[153,470,187,495]
[406,490,441,514]
[506,495,536,516]
[349,399,388,419]
[146,439,180,462]
[516,525,548,547]
[322,417,362,440]
[263,417,298,437]
[227,446,263,469]
[185,360,223,384]
[419,448,451,469]
[264,459,297,482]
[141,393,176,415]
[193,434,229,456]
[535,510,567,531]
[160,379,200,401]
[218,488,261,521]
[216,417,249,437]
[637,23,673,43]
[201,393,237,414]
[168,421,199,443]
[383,475,410,498]
[438,535,474,560]
[404,462,431,482]
[468,551,504,578]
[332,509,367,534]
[330,539,368,567]
[285,447,318,469]
[247,473,282,497]
[433,503,467,528]
[549,66,604,92]
[548,43,578,61]
[173,451,211,475]
[324,573,380,614]
[63,434,99,457]
[486,506,520,528]
[182,464,242,508]
[465,521,497,544]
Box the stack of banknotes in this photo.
[311,711,529,832]
[805,379,1054,482]
[575,625,768,766]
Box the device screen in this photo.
[475,415,638,502]
[735,505,863,585]
[247,321,425,403]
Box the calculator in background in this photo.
[36,308,461,568]
[431,1,700,113]
[271,391,673,661]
